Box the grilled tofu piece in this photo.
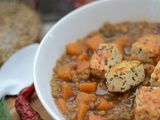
[150,61,160,86]
[90,43,122,78]
[105,60,145,92]
[131,34,160,65]
[134,86,160,120]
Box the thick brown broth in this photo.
[50,21,160,120]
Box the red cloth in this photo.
[60,0,95,8]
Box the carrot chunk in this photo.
[56,65,71,80]
[61,83,74,100]
[77,103,88,120]
[76,60,90,73]
[87,34,105,50]
[96,97,112,111]
[89,114,106,120]
[78,52,89,61]
[111,37,129,55]
[56,98,67,113]
[79,82,97,93]
[66,42,83,55]
[76,92,96,103]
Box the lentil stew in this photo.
[50,21,160,120]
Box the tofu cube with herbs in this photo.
[131,34,160,65]
[134,86,160,120]
[90,43,122,78]
[105,60,145,92]
[150,61,160,86]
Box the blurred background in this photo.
[0,0,95,65]
[22,0,95,36]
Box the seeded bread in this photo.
[134,86,160,120]
[105,60,145,92]
[90,43,122,78]
[0,1,41,65]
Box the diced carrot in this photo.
[77,103,89,120]
[56,98,67,113]
[66,42,83,55]
[127,56,138,61]
[79,82,97,93]
[111,37,129,55]
[88,94,97,102]
[112,37,129,46]
[56,65,71,80]
[87,34,105,50]
[76,60,90,73]
[96,97,112,111]
[61,83,74,100]
[88,114,106,120]
[76,92,89,103]
[78,52,89,61]
[76,92,96,103]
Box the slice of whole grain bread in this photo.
[0,1,41,66]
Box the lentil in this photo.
[50,21,160,120]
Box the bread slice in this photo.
[0,1,41,65]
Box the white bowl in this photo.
[34,0,160,119]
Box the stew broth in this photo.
[50,21,160,120]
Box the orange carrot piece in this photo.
[56,65,71,80]
[66,42,83,55]
[89,114,106,120]
[88,94,97,101]
[76,92,96,103]
[76,92,89,103]
[96,97,112,111]
[78,52,89,61]
[76,60,90,73]
[111,37,129,55]
[77,103,88,120]
[61,83,74,100]
[56,98,67,113]
[79,82,97,93]
[87,34,105,50]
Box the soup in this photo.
[50,21,160,120]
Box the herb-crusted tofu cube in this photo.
[134,86,160,120]
[105,60,145,92]
[90,43,122,78]
[150,61,160,86]
[131,34,160,65]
